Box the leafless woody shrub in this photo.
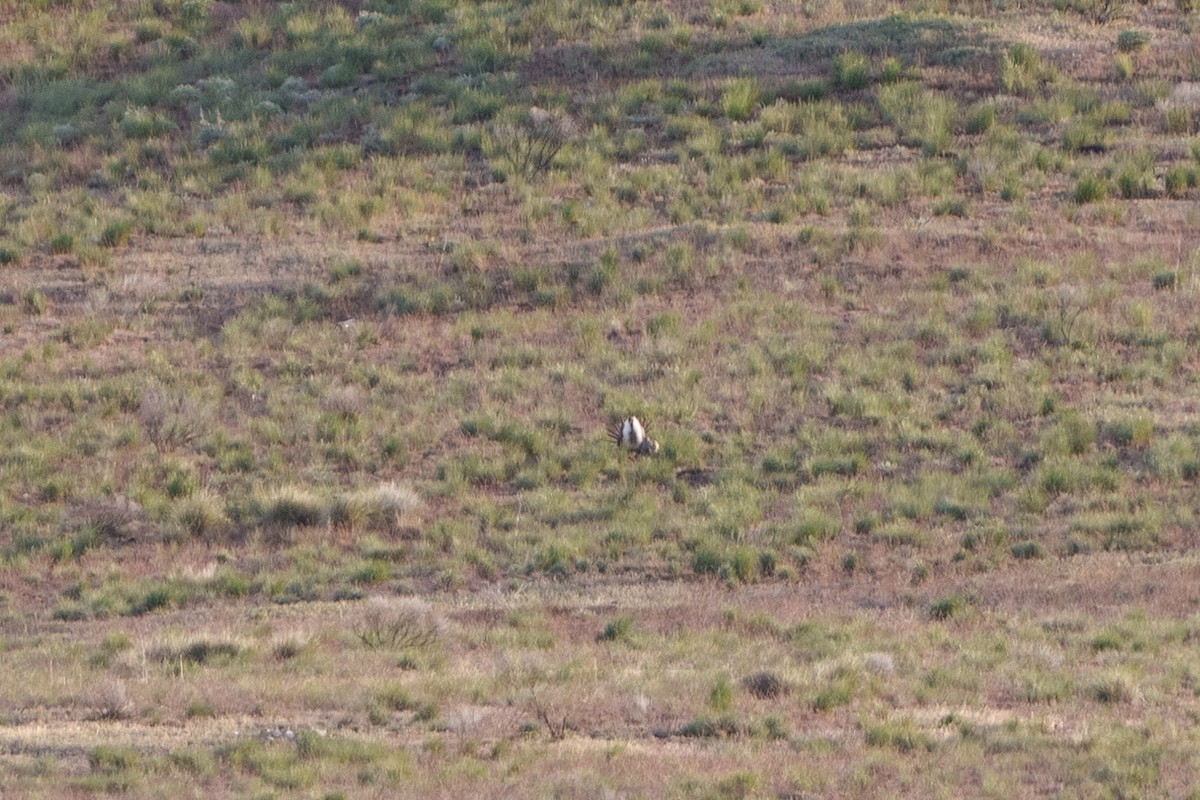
[354,597,444,650]
[486,107,576,181]
[89,679,133,721]
[69,495,148,543]
[320,385,366,420]
[139,388,205,450]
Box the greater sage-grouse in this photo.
[610,416,659,455]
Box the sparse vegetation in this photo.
[1,0,1199,796]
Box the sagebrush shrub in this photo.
[139,390,205,450]
[741,670,786,699]
[597,615,634,643]
[354,597,443,650]
[1116,29,1151,53]
[89,681,133,721]
[485,107,575,181]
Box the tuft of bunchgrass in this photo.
[99,220,133,248]
[255,486,330,530]
[171,491,232,542]
[332,482,422,533]
[863,716,935,752]
[1002,43,1048,95]
[719,77,761,122]
[1073,174,1108,204]
[833,51,870,91]
[149,635,247,666]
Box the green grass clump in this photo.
[119,106,175,139]
[1165,105,1192,135]
[1113,52,1134,80]
[811,667,858,712]
[965,103,996,135]
[48,233,75,255]
[169,748,216,777]
[708,675,734,712]
[150,635,245,665]
[1163,165,1198,197]
[863,716,935,752]
[89,745,141,774]
[1073,174,1108,203]
[99,220,133,248]
[691,545,724,577]
[720,78,761,122]
[1002,43,1047,95]
[834,52,870,91]
[1063,121,1112,154]
[876,81,955,155]
[1088,673,1135,704]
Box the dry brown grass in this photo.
[2,559,1198,796]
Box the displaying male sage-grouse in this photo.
[610,416,659,455]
